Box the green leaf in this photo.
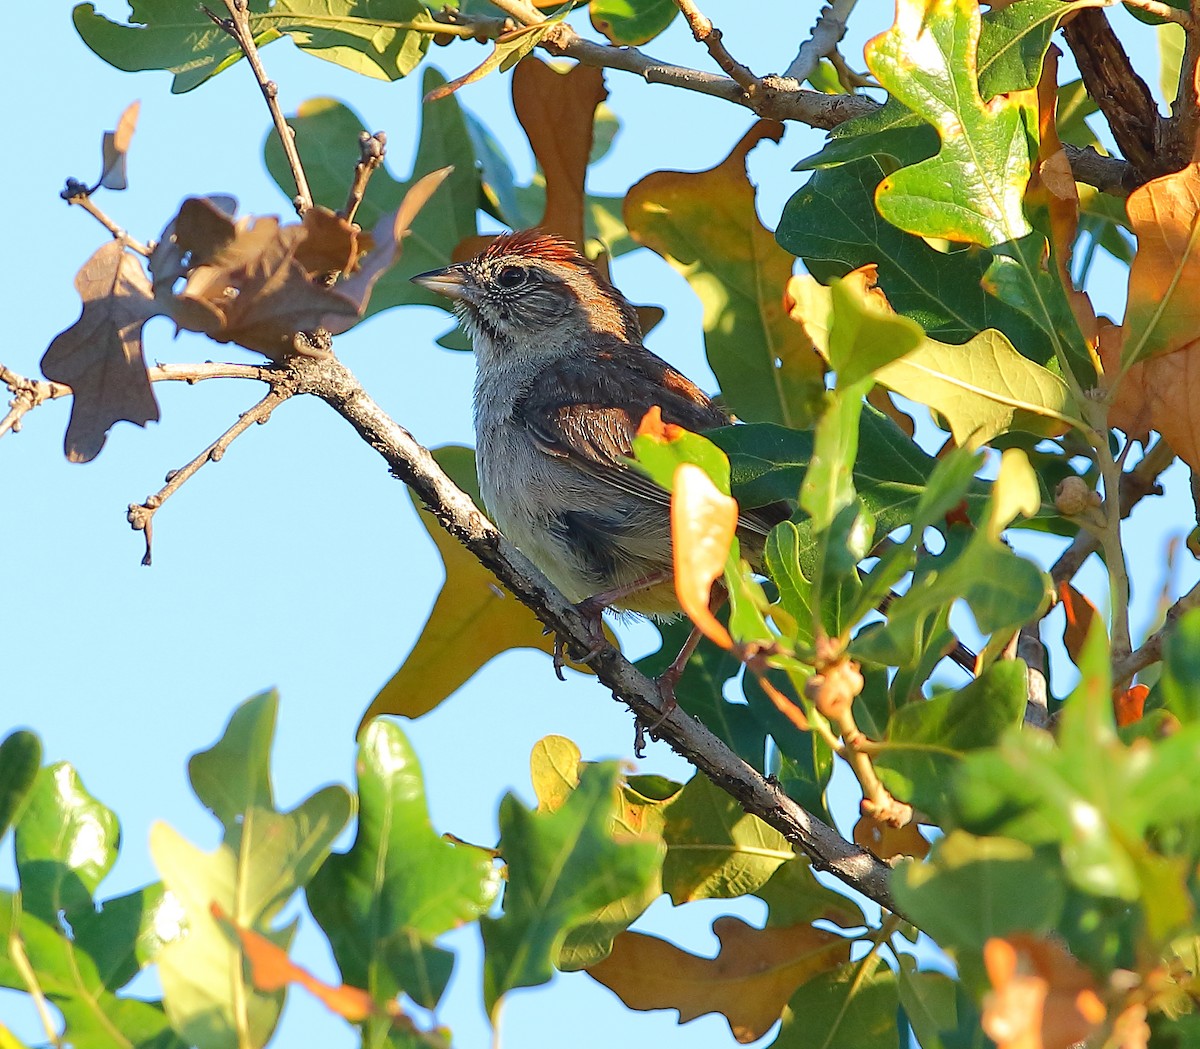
[16,763,119,923]
[481,764,658,1015]
[801,385,867,533]
[774,956,901,1049]
[1161,607,1200,725]
[264,78,479,319]
[892,831,1066,950]
[308,720,499,1010]
[755,856,866,931]
[626,124,826,427]
[777,158,1052,357]
[866,0,1035,247]
[896,961,958,1049]
[873,328,1078,449]
[661,774,792,903]
[74,0,433,94]
[589,0,678,46]
[873,661,1028,819]
[976,0,1085,98]
[631,424,731,495]
[637,619,769,770]
[151,693,353,1049]
[6,764,185,1049]
[0,731,40,846]
[712,407,990,535]
[826,276,925,387]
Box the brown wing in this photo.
[514,341,786,536]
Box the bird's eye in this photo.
[496,265,526,289]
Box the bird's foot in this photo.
[551,597,610,681]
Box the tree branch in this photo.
[783,0,856,86]
[1112,578,1200,686]
[1,366,71,439]
[127,381,293,566]
[1061,7,1166,179]
[672,0,759,91]
[282,352,900,914]
[205,0,313,214]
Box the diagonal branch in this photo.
[205,0,313,214]
[1061,7,1165,178]
[127,377,292,565]
[672,0,759,92]
[783,0,857,86]
[284,352,900,914]
[1112,578,1200,687]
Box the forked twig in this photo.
[342,132,388,226]
[127,382,293,565]
[783,0,857,87]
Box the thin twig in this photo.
[60,182,152,256]
[1,366,71,439]
[783,0,857,86]
[127,381,292,566]
[205,0,313,215]
[672,0,759,92]
[828,47,875,91]
[342,131,387,226]
[1112,578,1200,686]
[279,352,900,913]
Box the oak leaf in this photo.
[982,935,1106,1049]
[99,100,140,191]
[586,917,850,1043]
[41,240,161,463]
[671,462,737,650]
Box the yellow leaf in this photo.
[587,917,850,1043]
[671,463,736,650]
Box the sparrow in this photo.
[411,231,786,654]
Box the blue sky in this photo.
[1,3,1192,1047]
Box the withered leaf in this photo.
[99,100,140,191]
[42,240,160,463]
[587,917,850,1044]
[295,206,372,277]
[513,58,607,247]
[155,197,358,359]
[324,167,453,334]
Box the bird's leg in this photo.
[551,570,673,680]
[647,584,728,731]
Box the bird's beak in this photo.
[411,265,471,301]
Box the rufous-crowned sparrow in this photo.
[411,230,784,626]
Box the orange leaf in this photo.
[853,814,930,860]
[982,935,1106,1049]
[1114,683,1148,727]
[1058,581,1098,665]
[586,917,850,1043]
[1097,319,1151,442]
[1123,161,1200,366]
[210,903,377,1024]
[512,58,607,247]
[671,463,736,650]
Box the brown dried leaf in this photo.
[513,58,607,246]
[1097,319,1151,441]
[294,206,371,277]
[1029,47,1097,346]
[1142,344,1200,468]
[41,240,160,463]
[1123,162,1200,366]
[586,917,850,1043]
[982,935,1106,1049]
[324,167,452,334]
[157,197,358,359]
[99,100,140,191]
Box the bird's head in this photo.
[411,231,641,353]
